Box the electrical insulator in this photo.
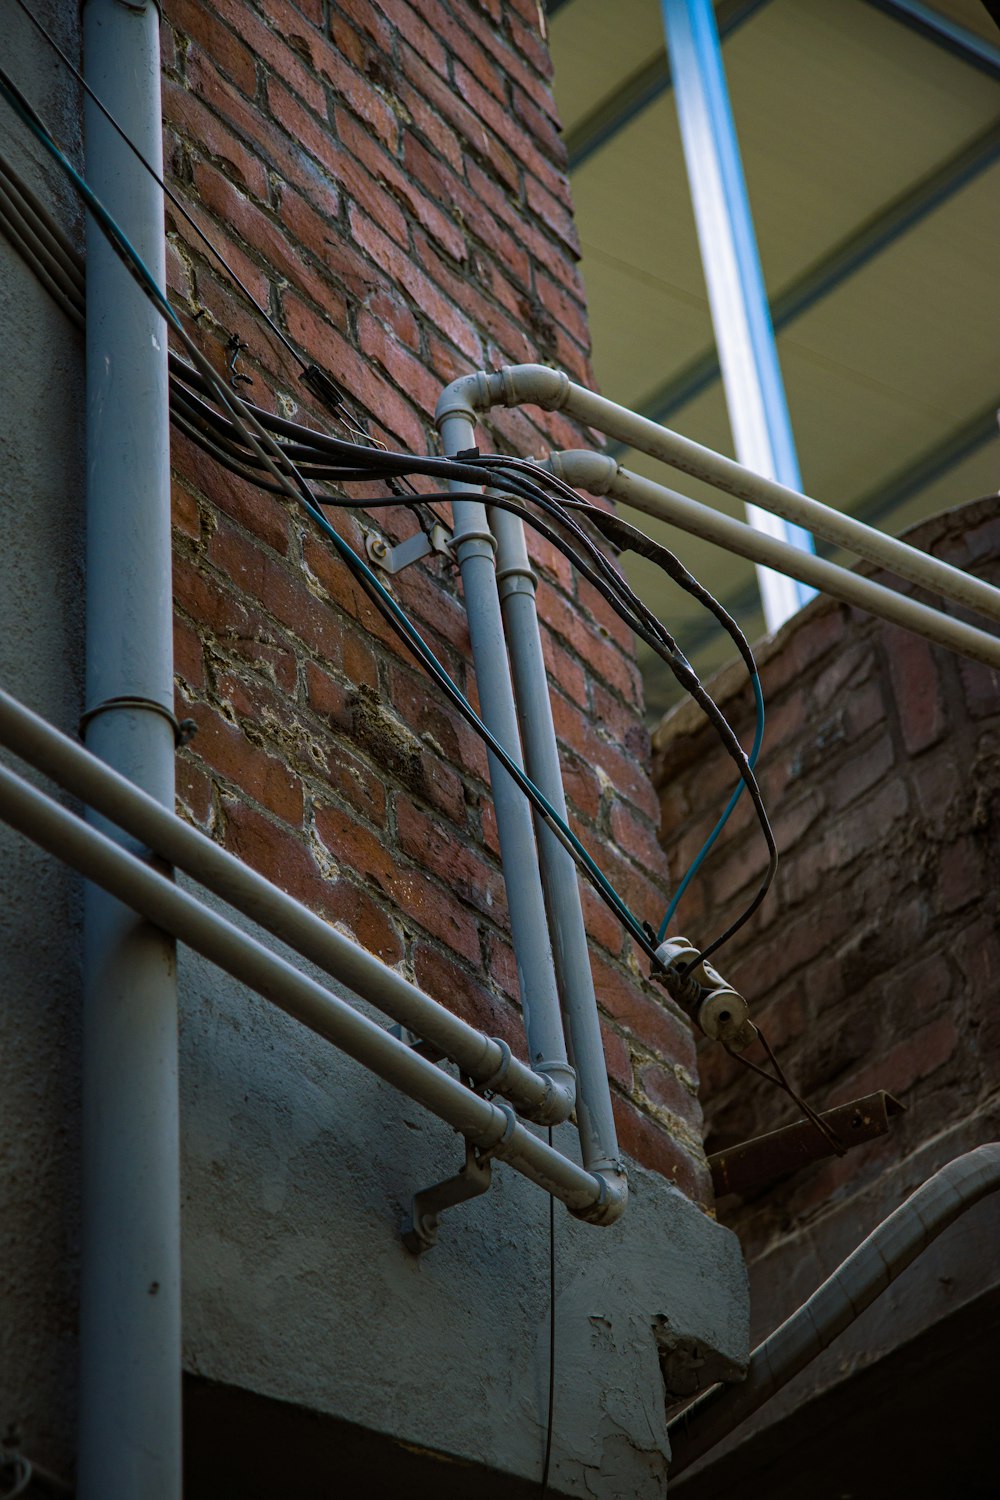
[654,936,757,1052]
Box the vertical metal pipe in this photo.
[437,408,574,1120]
[489,502,624,1182]
[661,0,815,629]
[79,3,180,1497]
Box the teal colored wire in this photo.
[0,64,655,960]
[657,673,764,943]
[304,496,653,955]
[0,68,184,340]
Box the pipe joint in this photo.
[498,363,570,413]
[528,1060,577,1126]
[451,523,496,556]
[433,371,494,432]
[547,448,619,497]
[495,566,537,598]
[570,1165,629,1227]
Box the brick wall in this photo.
[652,498,1000,1260]
[161,0,710,1202]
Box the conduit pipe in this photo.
[436,404,575,1124]
[447,364,1000,629]
[80,5,178,1498]
[0,758,622,1223]
[550,451,1000,670]
[488,499,625,1185]
[0,685,563,1127]
[667,1142,1000,1477]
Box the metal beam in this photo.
[613,119,1000,447]
[662,0,815,628]
[864,0,1000,77]
[564,0,770,172]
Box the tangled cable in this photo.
[0,57,774,973]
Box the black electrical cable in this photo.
[0,69,772,968]
[164,358,778,965]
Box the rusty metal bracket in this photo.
[709,1090,905,1198]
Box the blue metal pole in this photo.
[661,0,815,629]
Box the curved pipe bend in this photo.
[667,1142,1000,1476]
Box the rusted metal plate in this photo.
[709,1091,905,1199]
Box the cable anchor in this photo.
[364,522,453,576]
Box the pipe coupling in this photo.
[498,363,570,412]
[547,449,619,497]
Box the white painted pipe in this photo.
[437,405,575,1123]
[437,377,626,1201]
[0,686,568,1126]
[0,758,625,1225]
[667,1142,1000,1475]
[549,450,1000,670]
[471,363,1000,627]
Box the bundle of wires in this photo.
[0,53,773,978]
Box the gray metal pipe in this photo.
[0,685,561,1126]
[0,759,621,1223]
[470,363,1000,627]
[80,4,179,1497]
[437,407,575,1124]
[487,500,625,1185]
[667,1142,1000,1475]
[550,450,1000,670]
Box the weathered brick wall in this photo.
[161,0,709,1201]
[652,498,1000,1258]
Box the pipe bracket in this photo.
[79,695,197,749]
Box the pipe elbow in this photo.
[572,1165,629,1227]
[547,449,619,497]
[434,371,496,433]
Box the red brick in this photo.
[314,802,482,962]
[638,1059,701,1125]
[830,1014,958,1105]
[173,615,205,693]
[397,45,520,195]
[348,207,482,365]
[395,797,506,922]
[171,477,201,542]
[886,627,947,755]
[326,877,403,963]
[412,942,524,1057]
[163,78,270,199]
[176,754,214,829]
[211,0,328,115]
[936,836,985,915]
[592,953,697,1072]
[600,1021,633,1093]
[283,297,427,453]
[189,161,345,318]
[171,0,258,98]
[181,691,304,823]
[611,1095,711,1203]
